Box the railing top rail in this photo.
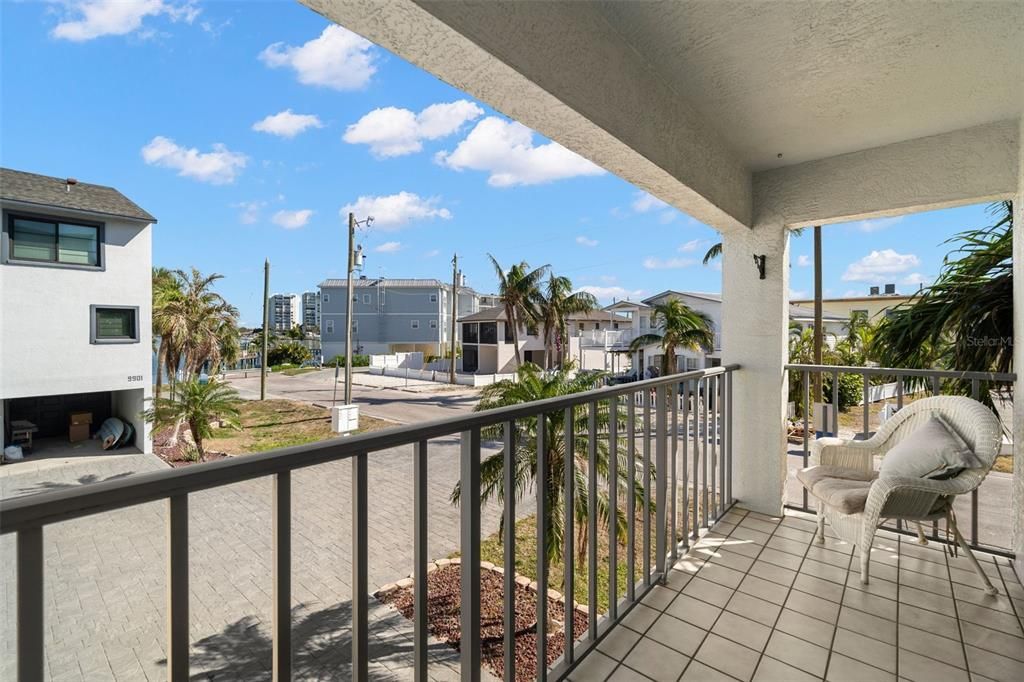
[785,363,1016,382]
[0,364,739,534]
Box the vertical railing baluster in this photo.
[726,370,733,506]
[970,379,980,547]
[932,375,941,396]
[167,494,189,682]
[17,527,44,682]
[718,375,725,517]
[460,429,482,682]
[626,394,636,602]
[273,472,291,682]
[536,414,549,682]
[682,379,690,545]
[608,396,619,621]
[862,370,870,438]
[802,369,810,510]
[587,402,598,641]
[897,372,904,410]
[670,382,679,563]
[831,370,840,439]
[710,376,718,519]
[655,384,667,579]
[692,379,700,540]
[503,424,516,682]
[563,407,575,660]
[642,388,652,585]
[702,377,709,530]
[414,441,429,682]
[352,453,369,681]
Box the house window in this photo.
[578,322,585,331]
[411,320,420,329]
[323,292,330,303]
[685,357,698,371]
[352,320,358,332]
[90,306,139,344]
[429,319,438,329]
[362,294,371,305]
[8,215,100,267]
[503,322,514,344]
[463,322,479,343]
[326,320,334,334]
[429,293,438,303]
[480,322,497,344]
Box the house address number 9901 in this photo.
[127,375,144,383]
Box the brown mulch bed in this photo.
[153,427,229,467]
[378,564,587,681]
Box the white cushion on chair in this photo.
[879,414,982,480]
[797,465,878,515]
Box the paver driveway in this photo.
[1,435,520,681]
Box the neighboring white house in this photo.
[268,293,300,331]
[0,168,155,454]
[600,291,847,376]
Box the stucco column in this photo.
[721,222,791,515]
[1013,116,1023,582]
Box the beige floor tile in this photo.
[730,526,772,546]
[640,585,678,611]
[774,607,836,649]
[711,610,772,651]
[748,559,798,587]
[900,556,952,580]
[965,644,1024,682]
[623,637,690,682]
[763,630,828,677]
[666,593,723,631]
[697,562,746,590]
[826,652,895,682]
[832,627,897,673]
[960,621,1024,662]
[899,542,948,565]
[953,583,1017,614]
[753,656,820,682]
[956,601,1024,636]
[719,538,765,559]
[837,606,897,644]
[842,586,898,621]
[608,664,654,681]
[597,623,642,660]
[765,536,809,558]
[726,591,782,627]
[646,613,707,657]
[707,549,756,574]
[621,604,660,634]
[899,569,954,597]
[680,660,738,682]
[737,575,788,606]
[804,545,853,569]
[846,572,898,600]
[664,567,695,592]
[739,516,779,536]
[772,524,815,543]
[898,624,966,669]
[898,648,970,682]
[695,633,761,682]
[898,584,956,614]
[792,573,845,603]
[757,548,804,572]
[785,588,841,624]
[801,558,850,585]
[898,603,962,641]
[569,651,618,682]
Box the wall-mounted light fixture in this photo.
[753,254,766,279]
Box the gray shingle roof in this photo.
[459,306,507,322]
[0,168,156,223]
[319,277,477,293]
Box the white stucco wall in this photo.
[112,388,149,454]
[0,209,153,404]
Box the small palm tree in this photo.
[488,255,549,365]
[628,299,715,375]
[144,379,242,459]
[537,274,597,368]
[451,363,647,563]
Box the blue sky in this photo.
[1,1,996,325]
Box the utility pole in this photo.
[344,212,356,405]
[261,259,270,400]
[450,253,458,384]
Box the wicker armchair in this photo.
[805,396,1003,595]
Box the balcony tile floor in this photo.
[569,508,1023,682]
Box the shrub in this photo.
[823,372,863,411]
[325,354,369,367]
[267,342,311,367]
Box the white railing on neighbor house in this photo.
[577,329,636,348]
[785,364,1016,555]
[0,365,738,682]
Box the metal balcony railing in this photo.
[785,363,1016,555]
[0,365,739,681]
[577,328,636,348]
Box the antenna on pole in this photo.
[450,253,459,384]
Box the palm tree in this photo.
[702,227,805,266]
[285,325,306,340]
[152,267,183,400]
[628,299,715,375]
[488,255,549,366]
[450,363,646,563]
[537,274,597,368]
[144,379,242,459]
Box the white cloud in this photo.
[51,0,199,41]
[343,100,483,158]
[424,249,440,258]
[678,239,706,253]
[599,275,618,284]
[436,117,604,187]
[577,285,647,302]
[259,25,376,90]
[341,192,452,229]
[141,136,247,184]
[643,256,696,270]
[234,200,265,224]
[252,109,323,138]
[576,235,598,247]
[796,254,811,267]
[271,209,313,230]
[789,289,808,299]
[374,241,402,253]
[899,273,930,287]
[855,216,904,233]
[841,249,920,283]
[632,191,669,213]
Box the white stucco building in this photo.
[0,168,156,454]
[268,293,301,332]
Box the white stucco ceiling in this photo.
[597,0,1023,170]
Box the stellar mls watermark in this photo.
[964,336,1013,347]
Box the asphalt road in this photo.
[224,368,482,425]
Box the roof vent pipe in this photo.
[66,178,78,192]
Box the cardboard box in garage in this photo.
[69,423,89,442]
[69,411,93,426]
